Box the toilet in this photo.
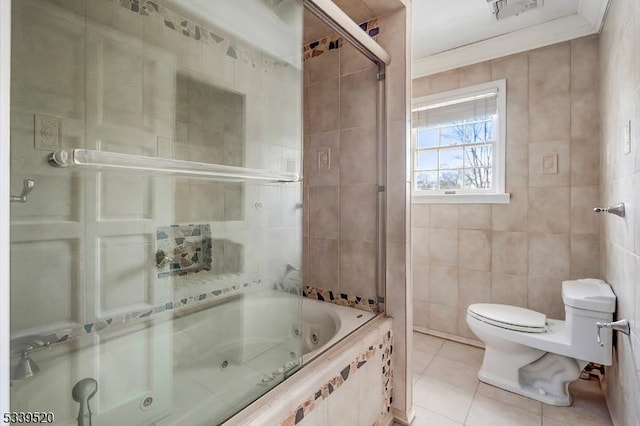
[466,278,616,406]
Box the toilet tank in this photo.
[562,279,616,313]
[562,279,616,365]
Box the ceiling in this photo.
[413,0,610,77]
[414,0,580,59]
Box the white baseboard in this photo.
[392,406,415,425]
[413,326,485,349]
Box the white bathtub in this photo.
[299,296,376,362]
[10,290,376,426]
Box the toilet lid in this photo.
[468,303,547,333]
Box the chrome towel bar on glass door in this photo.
[48,149,301,183]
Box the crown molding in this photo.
[412,0,610,79]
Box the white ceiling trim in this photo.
[412,0,610,79]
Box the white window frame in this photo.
[412,79,510,204]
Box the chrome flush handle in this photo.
[595,319,630,347]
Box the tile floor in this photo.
[408,332,613,426]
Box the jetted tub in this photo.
[9,289,376,426]
[299,296,376,362]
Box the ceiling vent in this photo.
[487,0,544,20]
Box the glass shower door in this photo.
[8,0,303,424]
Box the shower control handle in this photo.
[595,319,630,347]
[10,179,35,203]
[72,378,98,426]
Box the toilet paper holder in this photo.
[595,319,630,347]
[593,202,625,218]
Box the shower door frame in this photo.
[0,0,11,414]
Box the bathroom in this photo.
[0,0,638,425]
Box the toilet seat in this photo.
[468,303,547,333]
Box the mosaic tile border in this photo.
[303,18,380,61]
[118,0,380,65]
[279,329,393,426]
[115,0,285,69]
[25,276,263,350]
[156,224,212,277]
[302,285,379,313]
[381,330,393,420]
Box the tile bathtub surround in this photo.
[302,285,379,313]
[598,2,640,426]
[280,330,393,425]
[411,35,601,339]
[224,317,394,426]
[410,332,613,426]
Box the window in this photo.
[412,80,509,204]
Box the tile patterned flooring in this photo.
[408,332,613,426]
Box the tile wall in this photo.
[599,1,640,425]
[9,0,303,335]
[303,28,380,304]
[303,4,413,421]
[411,36,601,340]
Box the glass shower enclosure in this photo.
[7,0,303,424]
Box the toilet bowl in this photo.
[466,278,616,406]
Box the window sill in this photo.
[412,193,511,204]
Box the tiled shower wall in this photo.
[302,6,413,420]
[411,36,601,340]
[303,32,380,304]
[599,2,640,425]
[9,0,302,335]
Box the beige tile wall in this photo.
[303,31,380,301]
[599,2,640,425]
[303,6,413,421]
[411,36,601,340]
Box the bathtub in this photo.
[299,296,376,362]
[9,289,376,426]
